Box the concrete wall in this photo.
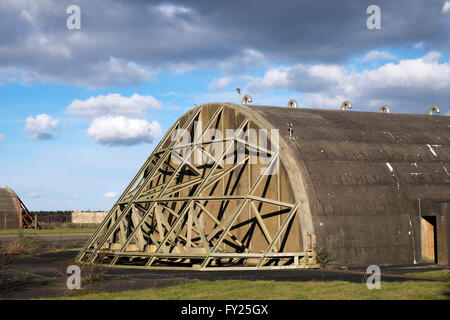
[72,211,107,224]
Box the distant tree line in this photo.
[30,210,105,216]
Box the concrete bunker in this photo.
[77,102,450,269]
[0,188,38,230]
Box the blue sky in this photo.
[0,1,449,210]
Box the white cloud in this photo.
[208,76,233,90]
[102,191,118,199]
[302,94,348,109]
[245,52,450,112]
[361,50,397,62]
[341,52,449,103]
[26,192,40,199]
[442,1,450,13]
[156,3,193,17]
[66,93,162,118]
[247,63,346,92]
[0,133,4,141]
[25,114,60,140]
[87,116,162,146]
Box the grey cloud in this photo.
[28,132,54,140]
[161,0,448,62]
[0,0,448,88]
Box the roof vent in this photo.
[341,100,352,111]
[287,99,298,109]
[379,105,390,113]
[241,94,252,105]
[429,105,440,115]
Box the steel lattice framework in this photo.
[17,195,39,229]
[77,104,317,270]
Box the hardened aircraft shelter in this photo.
[0,188,38,229]
[77,101,449,269]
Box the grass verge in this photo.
[51,279,450,300]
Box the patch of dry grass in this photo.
[80,264,108,285]
[6,232,40,255]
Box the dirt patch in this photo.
[0,233,91,251]
[0,251,197,299]
[6,233,40,255]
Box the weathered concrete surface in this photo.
[234,103,450,266]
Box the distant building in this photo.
[78,102,450,269]
[72,210,107,224]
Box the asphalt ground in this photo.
[0,233,449,299]
[1,249,448,299]
[0,233,91,250]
